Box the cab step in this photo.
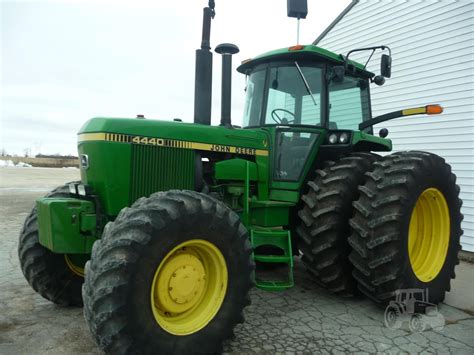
[250,229,294,291]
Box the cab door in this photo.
[269,127,325,203]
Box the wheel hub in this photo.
[151,240,228,335]
[162,253,206,311]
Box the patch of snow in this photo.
[0,160,15,167]
[0,160,33,167]
[15,161,33,168]
[0,187,52,192]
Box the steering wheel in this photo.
[271,109,295,124]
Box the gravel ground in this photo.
[1,167,473,354]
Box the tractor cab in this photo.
[239,45,373,133]
[237,45,391,185]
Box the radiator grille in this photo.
[130,144,195,203]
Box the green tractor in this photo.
[19,1,462,353]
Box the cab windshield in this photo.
[243,64,323,127]
[242,63,371,130]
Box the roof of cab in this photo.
[236,44,374,77]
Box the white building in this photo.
[315,0,474,252]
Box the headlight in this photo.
[339,132,350,144]
[77,184,86,196]
[68,183,77,194]
[328,134,338,144]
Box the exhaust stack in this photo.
[193,2,215,125]
[215,43,239,128]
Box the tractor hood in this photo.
[78,117,269,155]
[76,117,270,217]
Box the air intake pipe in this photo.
[193,2,215,125]
[215,43,239,128]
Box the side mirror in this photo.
[381,54,392,78]
[331,66,345,83]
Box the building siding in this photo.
[316,0,474,251]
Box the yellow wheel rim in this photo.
[64,255,85,277]
[408,188,450,282]
[150,239,228,335]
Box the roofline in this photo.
[313,0,359,45]
[236,45,373,77]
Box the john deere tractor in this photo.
[19,1,462,353]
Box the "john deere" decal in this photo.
[78,133,269,156]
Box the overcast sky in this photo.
[1,0,350,156]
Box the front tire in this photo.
[18,183,85,306]
[349,151,462,305]
[83,190,254,354]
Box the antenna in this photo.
[287,0,308,44]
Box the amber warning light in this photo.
[426,105,443,115]
[289,45,305,51]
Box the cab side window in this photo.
[329,77,370,130]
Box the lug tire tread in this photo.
[297,153,380,296]
[348,151,463,304]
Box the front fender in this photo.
[352,131,392,152]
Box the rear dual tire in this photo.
[297,150,462,305]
